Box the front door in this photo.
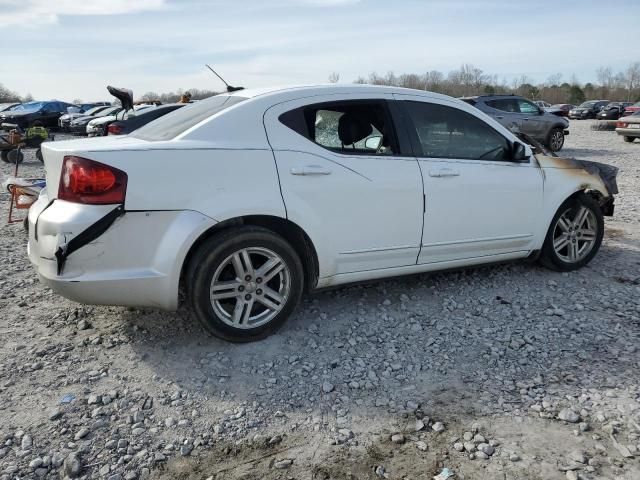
[264,95,424,279]
[394,95,543,264]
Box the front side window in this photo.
[280,101,398,156]
[404,101,511,161]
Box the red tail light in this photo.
[58,156,127,204]
[108,124,122,135]
[616,121,628,128]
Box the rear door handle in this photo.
[290,165,332,176]
[429,168,460,178]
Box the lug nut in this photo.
[245,275,252,281]
[256,289,263,295]
[238,286,245,292]
[245,294,252,301]
[256,278,262,284]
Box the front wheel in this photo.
[547,127,565,152]
[188,227,304,342]
[540,194,604,271]
[623,136,635,143]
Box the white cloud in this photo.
[0,0,167,26]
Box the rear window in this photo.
[131,95,246,141]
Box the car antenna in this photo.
[205,65,244,93]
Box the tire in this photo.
[36,148,43,162]
[540,194,604,272]
[23,215,29,232]
[7,149,23,164]
[623,136,635,143]
[547,127,565,152]
[0,150,9,163]
[188,226,304,342]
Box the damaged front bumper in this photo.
[28,193,216,310]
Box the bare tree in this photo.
[596,66,613,98]
[328,72,340,83]
[624,62,640,101]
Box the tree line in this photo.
[2,62,638,105]
[345,62,640,105]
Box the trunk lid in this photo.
[41,136,150,199]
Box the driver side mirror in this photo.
[364,136,382,150]
[512,142,530,162]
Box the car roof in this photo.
[224,84,456,103]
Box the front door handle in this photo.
[429,168,460,178]
[290,165,332,176]
[495,115,504,120]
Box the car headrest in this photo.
[338,113,373,146]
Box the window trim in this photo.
[398,100,522,163]
[278,99,409,158]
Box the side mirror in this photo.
[364,136,382,150]
[512,142,530,162]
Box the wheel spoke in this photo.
[241,298,254,325]
[554,234,569,251]
[568,241,578,261]
[577,229,596,241]
[557,215,571,233]
[573,206,589,229]
[256,287,284,312]
[241,249,255,277]
[211,280,242,300]
[257,257,285,283]
[232,300,245,325]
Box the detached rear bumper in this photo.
[28,194,216,310]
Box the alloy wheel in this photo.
[550,130,564,151]
[209,247,291,329]
[552,206,598,263]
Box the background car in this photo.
[59,105,111,131]
[107,104,185,135]
[615,111,640,142]
[0,102,20,113]
[568,100,610,119]
[597,102,633,120]
[534,100,551,108]
[548,104,574,117]
[86,104,155,136]
[461,94,569,151]
[0,100,75,129]
[69,106,123,134]
[622,101,640,116]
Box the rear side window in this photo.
[280,101,398,156]
[132,95,246,141]
[486,99,520,113]
[404,101,511,161]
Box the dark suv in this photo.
[461,95,570,151]
[0,100,75,129]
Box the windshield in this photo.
[96,106,121,117]
[12,102,45,112]
[83,106,106,116]
[132,95,246,141]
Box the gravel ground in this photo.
[0,121,639,480]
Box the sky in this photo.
[0,0,638,102]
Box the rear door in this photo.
[394,95,543,264]
[264,95,424,278]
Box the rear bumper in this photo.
[28,194,217,310]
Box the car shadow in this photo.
[121,238,640,417]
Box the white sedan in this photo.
[28,85,618,341]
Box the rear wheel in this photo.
[36,148,43,162]
[0,150,9,163]
[547,127,565,152]
[623,136,635,143]
[540,194,604,271]
[188,227,304,342]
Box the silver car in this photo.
[462,95,570,151]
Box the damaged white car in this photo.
[28,85,618,341]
